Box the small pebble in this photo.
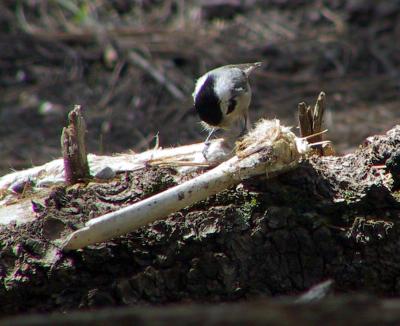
[95,166,116,180]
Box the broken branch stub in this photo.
[313,92,326,134]
[61,105,91,185]
[61,119,306,250]
[297,92,331,155]
[310,91,326,145]
[298,102,313,138]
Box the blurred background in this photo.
[0,0,399,175]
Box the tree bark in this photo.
[61,105,91,185]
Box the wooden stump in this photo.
[61,105,91,185]
[298,91,334,155]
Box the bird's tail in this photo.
[240,62,263,75]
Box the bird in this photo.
[192,62,262,146]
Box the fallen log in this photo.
[1,124,400,314]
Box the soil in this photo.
[0,0,400,174]
[1,0,400,322]
[3,296,400,325]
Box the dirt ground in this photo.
[1,0,400,321]
[0,0,399,175]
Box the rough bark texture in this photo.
[298,102,313,138]
[61,105,90,185]
[1,126,400,318]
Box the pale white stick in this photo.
[0,141,214,191]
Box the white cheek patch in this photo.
[214,75,233,104]
[193,74,209,100]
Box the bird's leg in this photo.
[245,114,251,130]
[202,128,216,160]
[204,128,216,144]
[239,115,250,137]
[202,143,210,160]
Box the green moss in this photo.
[238,193,262,221]
[141,168,176,197]
[342,190,358,204]
[242,196,260,214]
[392,191,400,202]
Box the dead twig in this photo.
[127,50,185,100]
[298,91,333,156]
[61,105,91,185]
[298,102,313,138]
[311,91,326,143]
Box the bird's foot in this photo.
[238,126,248,138]
[238,116,250,138]
[202,141,211,161]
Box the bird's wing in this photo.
[230,74,249,97]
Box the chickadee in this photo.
[192,62,262,144]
